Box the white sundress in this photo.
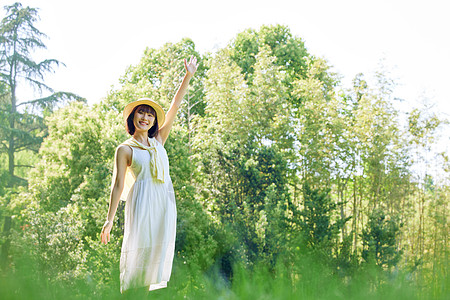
[119,138,176,293]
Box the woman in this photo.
[100,56,198,293]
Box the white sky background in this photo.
[4,0,450,158]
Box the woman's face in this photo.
[133,106,156,132]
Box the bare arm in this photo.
[100,145,131,245]
[158,56,198,145]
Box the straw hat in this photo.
[122,98,165,126]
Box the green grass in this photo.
[1,254,447,300]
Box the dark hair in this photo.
[126,104,159,138]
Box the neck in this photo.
[132,132,149,145]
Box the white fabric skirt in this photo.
[119,178,176,292]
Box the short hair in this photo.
[126,104,159,138]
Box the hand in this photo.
[184,55,198,76]
[100,221,113,245]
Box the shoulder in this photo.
[116,144,132,158]
[115,144,132,166]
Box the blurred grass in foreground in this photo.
[1,253,447,300]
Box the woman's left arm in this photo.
[158,56,198,145]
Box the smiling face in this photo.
[126,104,159,137]
[133,105,156,131]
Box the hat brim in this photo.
[123,98,166,128]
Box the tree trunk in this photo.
[8,82,16,178]
[352,174,358,253]
[1,80,16,270]
[338,177,347,239]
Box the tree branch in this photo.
[11,175,28,187]
[14,164,34,168]
[16,91,85,109]
[0,141,9,151]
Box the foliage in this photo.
[0,1,83,271]
[1,250,439,300]
[0,2,82,181]
[0,19,447,299]
[361,208,402,269]
[297,183,349,253]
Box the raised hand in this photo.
[184,55,198,76]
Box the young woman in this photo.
[100,56,198,293]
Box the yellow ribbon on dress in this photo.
[122,137,165,183]
[110,137,165,202]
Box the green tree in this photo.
[295,183,349,255]
[0,2,81,269]
[0,2,80,182]
[12,101,122,287]
[334,71,411,258]
[361,208,402,269]
[229,24,326,107]
[292,57,338,187]
[192,47,296,269]
[230,25,308,82]
[406,105,442,261]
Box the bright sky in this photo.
[4,0,450,155]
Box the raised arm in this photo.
[100,145,131,245]
[158,56,198,145]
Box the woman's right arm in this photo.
[100,145,131,245]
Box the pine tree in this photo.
[0,2,81,269]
